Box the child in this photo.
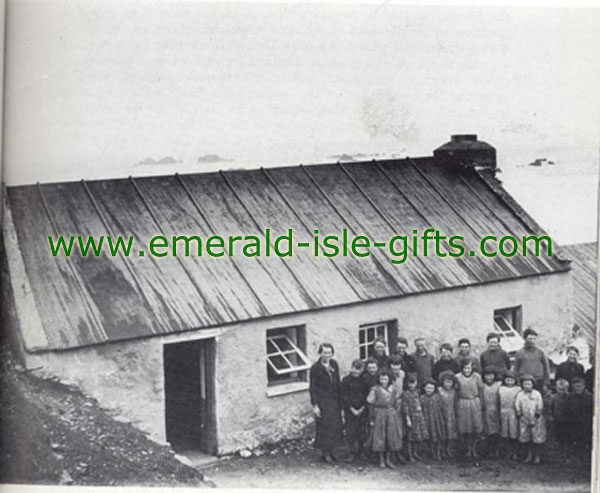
[481,368,501,458]
[515,374,546,464]
[340,359,370,462]
[362,358,380,452]
[438,371,459,458]
[566,376,594,465]
[420,378,446,461]
[362,358,380,389]
[401,374,428,461]
[389,355,406,396]
[549,378,571,463]
[388,355,406,464]
[498,370,520,460]
[367,369,404,468]
[455,360,484,458]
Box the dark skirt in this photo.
[314,397,343,451]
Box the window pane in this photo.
[359,330,365,344]
[494,316,513,334]
[368,327,374,341]
[269,354,292,371]
[266,339,279,354]
[274,336,294,352]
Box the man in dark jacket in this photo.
[454,338,482,374]
[514,328,550,392]
[555,346,585,385]
[391,337,416,377]
[411,337,435,387]
[480,332,511,380]
[432,343,460,381]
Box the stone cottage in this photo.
[1,135,574,455]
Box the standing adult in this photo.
[372,337,389,370]
[432,343,460,381]
[391,337,416,376]
[309,342,343,463]
[554,346,585,385]
[480,332,511,380]
[454,338,482,374]
[410,337,435,387]
[513,328,550,392]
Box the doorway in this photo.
[163,338,217,454]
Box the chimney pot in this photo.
[451,134,478,143]
[434,134,496,171]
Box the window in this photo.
[358,320,398,359]
[494,306,523,354]
[266,325,311,386]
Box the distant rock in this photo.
[197,154,233,163]
[528,158,547,167]
[137,156,181,166]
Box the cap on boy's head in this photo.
[572,376,586,386]
[351,358,365,370]
[523,328,538,339]
[520,373,535,384]
[388,355,403,366]
[486,332,501,342]
[414,336,426,344]
[440,343,453,352]
[422,378,436,389]
[397,337,408,346]
[555,378,570,390]
[483,366,496,377]
[566,345,580,354]
[502,369,517,382]
[438,370,456,385]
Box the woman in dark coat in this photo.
[309,342,343,463]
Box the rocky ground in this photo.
[0,349,208,487]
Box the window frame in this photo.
[266,325,310,387]
[493,306,523,354]
[358,320,398,360]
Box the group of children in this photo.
[339,339,594,469]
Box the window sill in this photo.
[266,381,309,398]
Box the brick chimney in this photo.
[434,134,496,170]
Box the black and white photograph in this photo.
[0,1,599,491]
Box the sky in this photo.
[3,2,600,243]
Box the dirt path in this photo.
[201,447,591,491]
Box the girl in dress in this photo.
[498,370,521,460]
[388,355,406,464]
[515,374,546,464]
[481,368,502,458]
[401,374,429,461]
[455,360,484,458]
[420,379,446,461]
[438,370,459,458]
[367,369,404,468]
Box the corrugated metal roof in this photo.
[7,157,570,352]
[560,242,597,347]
